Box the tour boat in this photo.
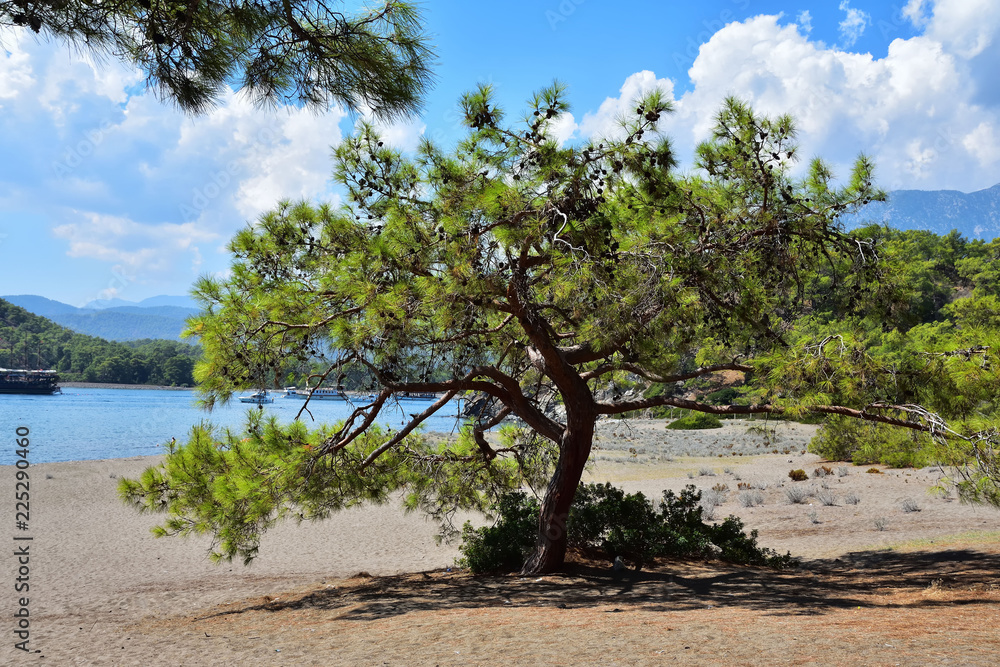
[0,368,61,395]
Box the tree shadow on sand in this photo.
[199,547,1000,623]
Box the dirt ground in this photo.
[4,418,999,665]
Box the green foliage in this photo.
[788,469,808,482]
[456,491,540,574]
[458,483,794,574]
[120,415,538,564]
[808,415,936,468]
[0,298,200,385]
[120,79,1000,573]
[666,411,723,430]
[568,483,663,568]
[705,386,741,405]
[1,1,433,117]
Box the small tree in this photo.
[120,85,1000,573]
[1,1,433,116]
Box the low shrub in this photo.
[901,498,921,513]
[456,492,539,574]
[785,486,810,504]
[458,483,795,574]
[788,469,808,482]
[816,490,838,506]
[666,411,724,430]
[705,386,741,405]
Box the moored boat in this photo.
[285,387,349,400]
[0,368,61,395]
[397,391,438,400]
[239,390,274,404]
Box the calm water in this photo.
[0,387,469,465]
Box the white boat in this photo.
[397,391,438,400]
[285,387,348,400]
[239,390,274,404]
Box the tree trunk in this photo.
[520,414,596,575]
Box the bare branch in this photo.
[359,390,458,469]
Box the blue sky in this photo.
[1,0,998,306]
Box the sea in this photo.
[0,387,469,465]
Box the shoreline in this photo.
[59,381,193,390]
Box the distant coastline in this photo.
[59,381,192,391]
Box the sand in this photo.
[2,418,998,665]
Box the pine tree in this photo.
[120,87,1000,573]
[1,1,433,116]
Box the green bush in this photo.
[788,469,808,482]
[569,483,662,569]
[808,416,936,468]
[458,483,794,574]
[705,387,741,405]
[666,411,724,430]
[456,491,539,574]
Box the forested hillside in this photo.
[0,298,200,385]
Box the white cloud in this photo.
[660,12,999,191]
[797,10,813,35]
[920,0,1000,57]
[903,0,929,26]
[52,213,220,281]
[575,71,676,141]
[963,122,1000,166]
[0,36,350,298]
[838,1,871,48]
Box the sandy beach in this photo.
[3,418,999,665]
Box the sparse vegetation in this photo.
[901,498,922,513]
[785,486,810,504]
[816,490,838,506]
[738,490,765,508]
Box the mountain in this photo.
[84,294,198,310]
[0,295,198,342]
[846,183,1000,240]
[0,295,82,318]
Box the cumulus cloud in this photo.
[838,1,871,48]
[663,9,998,191]
[921,0,1000,57]
[500,5,999,195]
[797,10,813,35]
[52,213,220,284]
[550,71,676,145]
[0,37,349,297]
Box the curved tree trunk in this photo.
[520,414,596,575]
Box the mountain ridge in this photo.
[845,183,1000,239]
[0,295,198,342]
